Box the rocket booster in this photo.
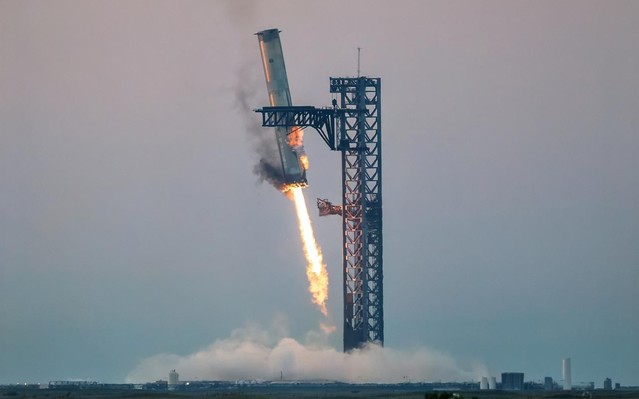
[256,28,308,189]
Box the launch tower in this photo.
[255,31,383,352]
[331,77,383,350]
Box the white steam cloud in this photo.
[126,323,487,383]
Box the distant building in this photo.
[480,377,488,390]
[604,378,612,390]
[562,358,572,390]
[488,377,497,390]
[168,370,179,388]
[544,377,554,391]
[501,372,524,391]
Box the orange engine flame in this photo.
[299,154,309,171]
[289,186,329,315]
[288,127,304,148]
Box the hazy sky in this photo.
[1,0,638,386]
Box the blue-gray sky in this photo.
[1,0,638,386]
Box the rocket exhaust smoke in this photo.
[126,323,488,383]
[233,65,286,190]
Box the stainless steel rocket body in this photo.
[256,28,307,189]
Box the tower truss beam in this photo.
[255,106,339,150]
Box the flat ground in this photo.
[2,387,639,399]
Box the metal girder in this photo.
[331,77,383,351]
[255,106,339,150]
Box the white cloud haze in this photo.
[126,322,486,383]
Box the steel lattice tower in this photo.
[330,77,383,351]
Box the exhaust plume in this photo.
[233,64,286,189]
[289,186,329,315]
[126,323,487,383]
[235,72,329,310]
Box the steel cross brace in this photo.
[255,105,363,151]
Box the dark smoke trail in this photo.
[233,64,285,190]
[253,159,285,191]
